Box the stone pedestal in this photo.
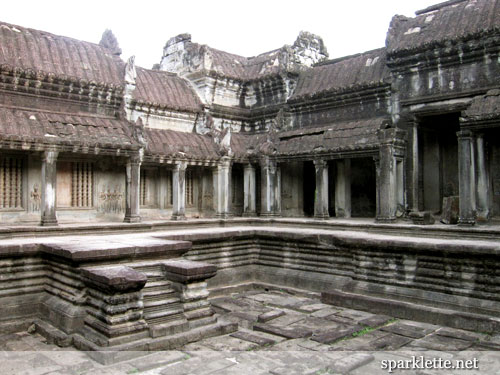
[457,130,476,225]
[214,158,232,218]
[335,159,351,218]
[124,155,142,223]
[243,163,256,216]
[41,150,58,226]
[162,259,217,329]
[172,162,187,220]
[441,196,459,224]
[314,159,329,219]
[260,158,281,217]
[77,266,148,348]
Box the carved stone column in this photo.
[260,158,281,217]
[243,163,256,216]
[314,159,329,219]
[335,159,351,218]
[124,154,142,223]
[410,119,419,212]
[214,157,232,218]
[41,150,58,226]
[171,161,187,220]
[476,133,490,222]
[457,130,476,225]
[376,128,406,222]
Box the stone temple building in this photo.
[0,0,498,360]
[0,0,498,226]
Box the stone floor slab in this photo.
[381,322,436,339]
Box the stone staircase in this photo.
[132,263,188,337]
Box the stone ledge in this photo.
[162,259,217,283]
[322,290,500,333]
[81,266,147,293]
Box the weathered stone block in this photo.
[81,266,147,293]
[441,195,459,224]
[409,211,435,225]
[162,259,217,283]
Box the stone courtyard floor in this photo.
[1,289,499,375]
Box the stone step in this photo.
[143,290,177,302]
[143,299,182,311]
[144,308,184,322]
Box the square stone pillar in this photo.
[457,130,476,225]
[335,159,351,218]
[243,163,256,216]
[376,128,407,222]
[314,159,329,219]
[171,161,187,220]
[260,158,281,217]
[214,157,232,218]
[475,133,490,222]
[162,260,217,329]
[41,150,58,226]
[410,119,419,212]
[124,155,142,223]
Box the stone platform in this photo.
[1,290,499,375]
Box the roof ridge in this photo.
[415,0,469,15]
[315,47,386,67]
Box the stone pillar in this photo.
[171,161,187,220]
[41,150,58,226]
[411,120,419,212]
[77,266,148,354]
[163,260,217,329]
[314,159,329,219]
[335,159,351,218]
[260,158,281,217]
[376,128,406,222]
[124,155,141,223]
[243,163,256,216]
[214,157,232,218]
[457,130,476,225]
[476,134,490,222]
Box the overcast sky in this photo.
[3,0,439,69]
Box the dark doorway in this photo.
[351,158,376,217]
[418,113,460,213]
[303,161,315,217]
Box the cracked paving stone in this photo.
[358,314,393,328]
[193,335,259,351]
[253,323,312,339]
[310,307,341,318]
[335,308,375,321]
[434,327,486,342]
[407,333,474,351]
[380,321,436,339]
[258,309,285,323]
[127,350,187,371]
[362,332,413,350]
[265,309,306,326]
[289,316,347,334]
[311,324,364,344]
[296,303,332,312]
[327,352,375,374]
[230,330,277,346]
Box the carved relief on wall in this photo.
[30,184,41,212]
[98,186,124,213]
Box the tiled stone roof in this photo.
[462,89,500,122]
[0,106,138,149]
[133,68,203,112]
[145,128,219,160]
[386,0,500,55]
[0,21,124,86]
[290,48,389,100]
[276,118,382,156]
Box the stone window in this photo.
[186,169,194,206]
[0,157,23,209]
[72,162,93,207]
[139,169,158,207]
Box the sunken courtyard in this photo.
[0,0,499,373]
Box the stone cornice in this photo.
[0,64,124,109]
